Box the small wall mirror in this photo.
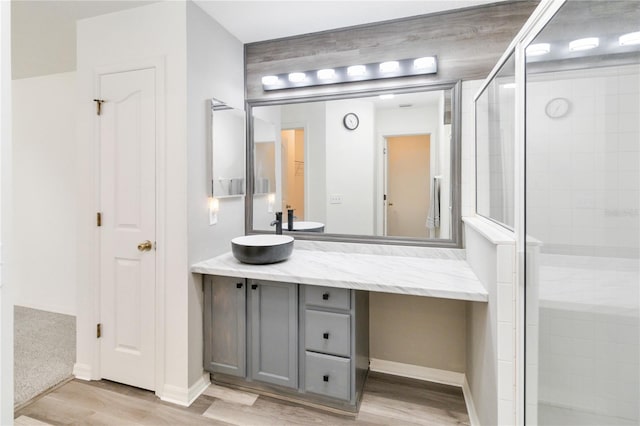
[211,98,245,197]
[246,83,462,247]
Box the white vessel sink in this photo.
[231,234,294,264]
[288,221,325,232]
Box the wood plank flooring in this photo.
[15,372,470,425]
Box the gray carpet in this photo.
[14,306,76,407]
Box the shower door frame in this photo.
[474,0,569,424]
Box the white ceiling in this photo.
[194,0,503,44]
[11,0,502,79]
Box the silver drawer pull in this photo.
[323,374,329,382]
[323,332,329,339]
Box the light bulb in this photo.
[569,37,599,51]
[413,57,436,70]
[619,31,640,46]
[347,65,367,77]
[261,75,279,85]
[526,43,551,56]
[288,72,306,83]
[317,69,336,80]
[379,61,400,73]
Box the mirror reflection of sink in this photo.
[231,234,294,264]
[288,221,325,232]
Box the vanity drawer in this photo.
[305,286,350,311]
[304,351,350,401]
[305,310,350,357]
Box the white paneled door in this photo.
[99,68,156,391]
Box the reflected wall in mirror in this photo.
[247,84,462,246]
[211,98,245,197]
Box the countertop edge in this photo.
[191,250,488,303]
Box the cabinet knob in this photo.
[323,332,329,339]
[323,375,329,382]
[251,284,258,290]
[236,282,243,289]
[322,292,330,300]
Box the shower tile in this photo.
[618,93,639,114]
[618,113,640,133]
[498,321,514,361]
[497,284,514,322]
[498,360,514,400]
[618,73,640,94]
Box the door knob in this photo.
[137,240,153,252]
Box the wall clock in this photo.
[343,112,359,130]
[545,97,571,118]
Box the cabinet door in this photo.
[204,276,246,377]
[249,280,298,388]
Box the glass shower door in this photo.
[525,1,640,424]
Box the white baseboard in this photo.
[159,373,210,407]
[370,359,480,426]
[14,301,76,317]
[188,373,211,405]
[369,358,464,387]
[463,376,481,426]
[72,363,93,381]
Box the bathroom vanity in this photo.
[192,241,487,413]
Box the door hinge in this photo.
[93,99,105,116]
[97,323,102,338]
[97,212,102,227]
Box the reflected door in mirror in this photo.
[385,134,430,238]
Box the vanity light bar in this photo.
[261,56,437,91]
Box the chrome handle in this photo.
[138,240,153,252]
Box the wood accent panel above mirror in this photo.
[245,1,538,100]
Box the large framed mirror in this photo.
[246,82,462,247]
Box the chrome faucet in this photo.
[270,211,283,235]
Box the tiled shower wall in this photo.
[527,64,640,253]
[526,64,640,423]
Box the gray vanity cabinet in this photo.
[203,275,246,378]
[300,286,369,407]
[204,276,369,412]
[248,279,298,389]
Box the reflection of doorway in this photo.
[281,129,305,219]
[385,134,430,237]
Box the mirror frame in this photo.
[245,81,463,248]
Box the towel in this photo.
[426,176,441,231]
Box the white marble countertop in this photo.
[191,243,487,302]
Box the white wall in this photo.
[281,102,326,224]
[76,0,190,399]
[253,106,281,230]
[461,80,483,218]
[186,0,244,389]
[325,99,375,235]
[12,71,77,315]
[0,0,14,420]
